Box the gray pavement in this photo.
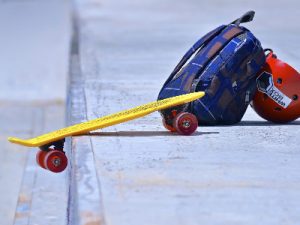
[0,1,71,225]
[0,0,71,101]
[1,0,299,224]
[70,0,300,225]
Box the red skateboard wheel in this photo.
[173,112,198,135]
[43,150,68,173]
[162,118,176,132]
[36,150,47,169]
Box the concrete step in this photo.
[0,0,71,224]
[68,0,300,225]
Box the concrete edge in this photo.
[66,8,106,225]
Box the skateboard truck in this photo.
[162,111,198,135]
[37,139,67,173]
[160,102,198,135]
[39,139,65,151]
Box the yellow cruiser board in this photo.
[8,92,205,148]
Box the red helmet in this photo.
[251,50,300,123]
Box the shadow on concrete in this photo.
[200,120,300,127]
[238,120,300,126]
[84,131,219,137]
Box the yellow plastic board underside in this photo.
[8,92,204,147]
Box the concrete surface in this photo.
[69,0,300,225]
[0,0,71,101]
[0,0,71,225]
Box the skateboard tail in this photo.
[8,137,37,147]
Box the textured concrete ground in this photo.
[1,0,299,224]
[69,0,300,225]
[0,0,70,101]
[0,1,71,225]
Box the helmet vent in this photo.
[293,95,298,101]
[277,78,282,84]
[274,107,282,111]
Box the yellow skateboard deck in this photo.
[8,92,204,148]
